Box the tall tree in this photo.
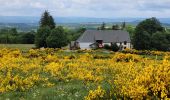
[46,26,68,48]
[151,32,170,51]
[40,10,56,29]
[101,22,106,30]
[49,16,56,29]
[35,27,51,48]
[21,31,35,44]
[121,21,126,30]
[133,17,164,50]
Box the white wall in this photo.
[116,42,131,49]
[103,42,131,49]
[79,43,92,50]
[79,42,131,50]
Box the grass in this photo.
[0,44,35,51]
[141,55,164,60]
[0,80,91,100]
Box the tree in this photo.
[111,43,119,52]
[151,32,170,51]
[121,22,126,30]
[40,10,56,29]
[112,24,120,30]
[35,27,51,48]
[49,16,56,29]
[46,26,68,48]
[125,25,135,39]
[133,17,164,50]
[133,31,151,50]
[21,31,35,44]
[101,22,106,30]
[10,28,17,35]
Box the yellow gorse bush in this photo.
[85,86,106,100]
[0,48,169,99]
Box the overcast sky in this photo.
[0,0,170,18]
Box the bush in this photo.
[111,43,119,52]
[104,44,111,50]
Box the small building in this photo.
[71,30,131,50]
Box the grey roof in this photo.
[77,30,131,43]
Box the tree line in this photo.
[0,28,35,44]
[133,17,170,51]
[0,11,85,47]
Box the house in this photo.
[71,30,131,50]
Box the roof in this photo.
[77,30,131,43]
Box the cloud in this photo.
[30,2,46,9]
[0,0,170,18]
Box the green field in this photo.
[0,44,35,51]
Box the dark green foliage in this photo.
[72,27,86,41]
[112,24,120,30]
[151,32,170,51]
[10,28,18,35]
[104,44,111,50]
[67,27,86,42]
[21,32,35,44]
[46,26,68,48]
[121,22,126,30]
[0,28,35,44]
[104,43,119,52]
[49,16,56,29]
[125,25,135,39]
[111,43,119,52]
[133,31,151,50]
[133,17,165,50]
[35,10,56,48]
[40,10,56,29]
[35,27,51,48]
[101,22,106,30]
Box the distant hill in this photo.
[0,16,170,24]
[0,16,170,31]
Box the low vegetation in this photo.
[0,48,169,99]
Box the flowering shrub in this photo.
[85,86,106,100]
[122,49,169,56]
[113,53,142,62]
[0,48,169,99]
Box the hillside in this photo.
[0,16,170,31]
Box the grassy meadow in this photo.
[0,44,35,51]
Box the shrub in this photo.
[104,44,111,50]
[111,43,119,52]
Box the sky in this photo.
[0,0,170,18]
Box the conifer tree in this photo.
[101,22,106,30]
[121,21,126,30]
[40,10,56,29]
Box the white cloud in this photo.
[0,0,170,18]
[30,2,46,9]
